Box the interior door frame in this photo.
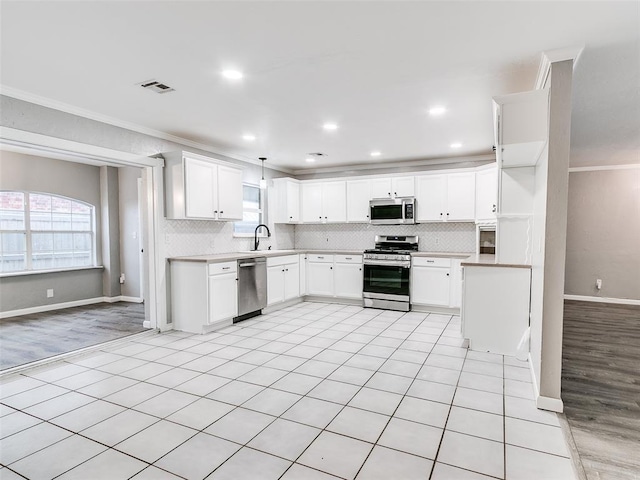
[0,127,168,331]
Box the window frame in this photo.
[0,190,97,274]
[233,183,267,238]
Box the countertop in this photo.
[461,254,531,269]
[168,249,475,263]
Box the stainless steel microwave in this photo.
[369,198,416,225]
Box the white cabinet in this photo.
[475,166,498,221]
[371,176,414,199]
[208,269,238,323]
[462,265,531,355]
[307,255,334,296]
[346,179,371,222]
[164,151,243,221]
[299,254,307,295]
[267,255,300,306]
[493,89,549,168]
[411,257,451,306]
[305,254,363,299]
[334,255,363,299]
[415,172,475,222]
[170,260,238,334]
[449,259,462,308]
[301,182,346,223]
[273,178,300,224]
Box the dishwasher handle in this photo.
[239,262,258,268]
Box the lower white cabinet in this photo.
[307,255,335,296]
[411,256,464,308]
[306,254,363,299]
[334,255,364,299]
[171,260,238,334]
[267,255,300,306]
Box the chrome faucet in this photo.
[254,224,271,251]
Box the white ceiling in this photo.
[1,1,638,170]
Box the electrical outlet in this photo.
[596,278,602,290]
[119,273,126,284]
[47,289,54,298]
[435,238,440,245]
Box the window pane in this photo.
[73,252,92,267]
[53,252,74,269]
[1,232,26,253]
[72,213,91,231]
[54,233,74,251]
[234,221,259,234]
[32,252,54,270]
[32,232,54,252]
[0,191,25,230]
[0,253,25,272]
[52,212,72,230]
[29,193,52,212]
[73,233,92,251]
[72,201,91,215]
[51,196,71,213]
[31,211,52,230]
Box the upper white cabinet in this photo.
[371,176,414,199]
[164,151,243,220]
[493,89,549,168]
[415,172,475,222]
[346,179,371,223]
[301,181,346,223]
[273,178,300,224]
[475,166,498,220]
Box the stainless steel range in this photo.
[363,235,418,312]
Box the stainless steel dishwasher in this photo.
[235,257,267,322]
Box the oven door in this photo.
[363,263,410,299]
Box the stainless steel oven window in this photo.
[363,264,410,296]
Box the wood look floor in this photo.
[562,300,640,480]
[0,302,146,370]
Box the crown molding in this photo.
[568,163,640,173]
[0,85,294,174]
[292,153,496,176]
[535,45,584,90]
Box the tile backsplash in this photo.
[162,219,474,258]
[294,222,476,252]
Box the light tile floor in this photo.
[0,302,576,479]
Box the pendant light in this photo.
[259,157,267,189]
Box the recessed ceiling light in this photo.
[450,142,462,148]
[305,157,316,163]
[370,151,381,157]
[242,134,256,141]
[222,69,243,80]
[323,123,338,131]
[429,106,447,116]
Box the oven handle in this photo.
[363,260,411,268]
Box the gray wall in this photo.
[0,150,105,311]
[565,168,640,300]
[118,166,142,298]
[100,166,121,297]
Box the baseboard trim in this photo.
[528,353,564,413]
[564,294,640,306]
[0,296,144,319]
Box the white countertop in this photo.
[168,249,475,263]
[461,254,531,269]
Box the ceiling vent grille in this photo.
[137,79,175,94]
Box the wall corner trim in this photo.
[535,46,584,90]
[528,352,564,413]
[564,294,640,306]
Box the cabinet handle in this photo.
[325,216,328,219]
[222,266,230,270]
[345,257,352,260]
[214,210,218,214]
[440,213,443,216]
[286,268,289,272]
[289,216,293,219]
[319,216,322,219]
[388,192,391,197]
[492,204,497,213]
[447,273,450,276]
[394,192,397,196]
[366,215,369,218]
[330,266,333,270]
[359,268,362,271]
[220,211,224,214]
[317,256,324,259]
[427,260,434,263]
[446,212,449,216]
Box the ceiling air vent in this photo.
[137,79,175,94]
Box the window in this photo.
[0,191,96,273]
[233,184,264,235]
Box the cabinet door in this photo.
[322,181,347,222]
[307,262,334,296]
[284,263,300,301]
[185,157,216,219]
[217,165,244,220]
[411,267,450,306]
[449,259,462,308]
[415,175,446,222]
[392,176,415,197]
[208,272,237,323]
[299,254,307,296]
[286,181,300,222]
[301,183,323,222]
[334,263,363,299]
[447,172,476,221]
[370,178,392,199]
[475,168,497,220]
[346,179,371,222]
[267,265,284,306]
